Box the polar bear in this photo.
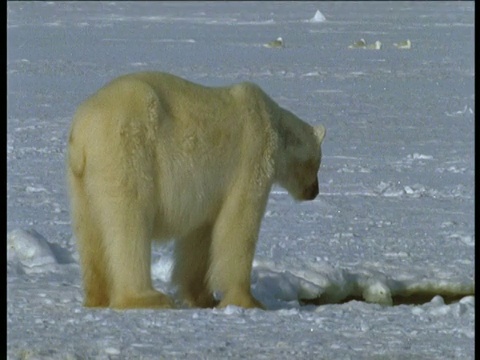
[67,71,326,310]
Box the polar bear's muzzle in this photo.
[303,178,319,200]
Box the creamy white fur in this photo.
[67,71,326,309]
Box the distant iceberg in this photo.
[366,40,382,50]
[393,39,412,49]
[348,39,382,50]
[348,39,367,49]
[263,37,284,48]
[309,10,326,23]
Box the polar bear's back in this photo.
[68,72,256,235]
[111,72,232,123]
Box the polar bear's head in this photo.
[275,110,326,201]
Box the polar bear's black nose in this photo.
[304,178,319,200]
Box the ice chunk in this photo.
[348,39,381,50]
[310,10,326,23]
[263,37,284,48]
[7,229,58,272]
[362,280,393,306]
[366,40,382,50]
[393,39,411,49]
[348,39,367,49]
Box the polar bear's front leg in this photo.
[171,224,218,308]
[208,188,269,310]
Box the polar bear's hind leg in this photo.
[98,195,173,309]
[68,173,111,308]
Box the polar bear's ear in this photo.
[314,125,326,144]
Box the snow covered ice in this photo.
[7,2,474,359]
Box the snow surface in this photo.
[7,1,474,359]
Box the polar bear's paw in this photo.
[184,293,219,309]
[218,291,265,310]
[111,290,174,309]
[84,294,110,308]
